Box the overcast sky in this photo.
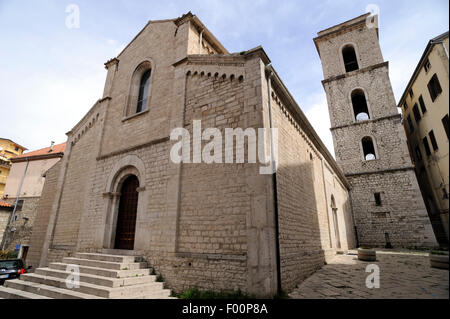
[0,0,448,155]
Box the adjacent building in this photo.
[1,142,65,260]
[0,138,27,197]
[397,31,449,245]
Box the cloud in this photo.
[303,94,335,158]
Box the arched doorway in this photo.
[114,175,139,250]
[331,196,341,249]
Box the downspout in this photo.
[266,66,282,295]
[199,29,204,54]
[2,158,29,251]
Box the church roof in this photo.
[11,142,66,162]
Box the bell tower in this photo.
[314,13,437,247]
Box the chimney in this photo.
[49,141,55,152]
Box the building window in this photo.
[16,200,24,211]
[427,73,442,102]
[413,103,421,123]
[442,114,449,140]
[126,61,152,117]
[362,136,376,160]
[403,102,408,110]
[409,88,414,98]
[407,115,414,132]
[136,69,151,113]
[374,193,382,206]
[342,45,359,72]
[424,58,431,72]
[351,89,370,121]
[418,95,427,114]
[415,146,422,162]
[423,137,431,157]
[428,130,438,151]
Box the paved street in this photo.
[289,249,449,299]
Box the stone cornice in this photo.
[104,57,119,70]
[330,113,401,131]
[345,165,415,178]
[96,136,170,161]
[322,61,388,85]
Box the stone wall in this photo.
[2,196,41,252]
[26,162,61,269]
[349,169,436,247]
[269,83,354,292]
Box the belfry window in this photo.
[342,45,359,72]
[362,137,376,160]
[351,89,370,121]
[136,70,151,113]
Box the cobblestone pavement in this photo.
[289,249,449,299]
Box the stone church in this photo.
[1,12,436,298]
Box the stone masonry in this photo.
[314,14,437,248]
[26,12,357,297]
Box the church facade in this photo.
[25,12,435,297]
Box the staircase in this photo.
[0,251,174,299]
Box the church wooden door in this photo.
[114,175,139,250]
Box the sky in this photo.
[0,0,448,156]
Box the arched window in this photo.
[342,45,359,72]
[362,136,376,160]
[351,89,370,121]
[126,61,152,117]
[136,70,151,113]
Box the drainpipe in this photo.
[199,29,204,54]
[2,158,29,251]
[266,66,282,295]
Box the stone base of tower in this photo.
[348,168,438,248]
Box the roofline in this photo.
[0,138,28,151]
[266,65,351,189]
[11,152,64,163]
[113,12,229,62]
[313,13,377,57]
[190,15,229,54]
[397,31,449,108]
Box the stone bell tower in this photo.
[314,13,437,247]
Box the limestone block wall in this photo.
[45,102,106,263]
[349,170,437,247]
[269,86,354,292]
[2,197,40,252]
[26,162,61,269]
[0,209,11,248]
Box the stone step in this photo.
[20,273,165,298]
[35,267,156,288]
[0,286,52,299]
[4,279,104,299]
[74,252,143,263]
[62,257,147,270]
[101,249,144,256]
[49,262,151,278]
